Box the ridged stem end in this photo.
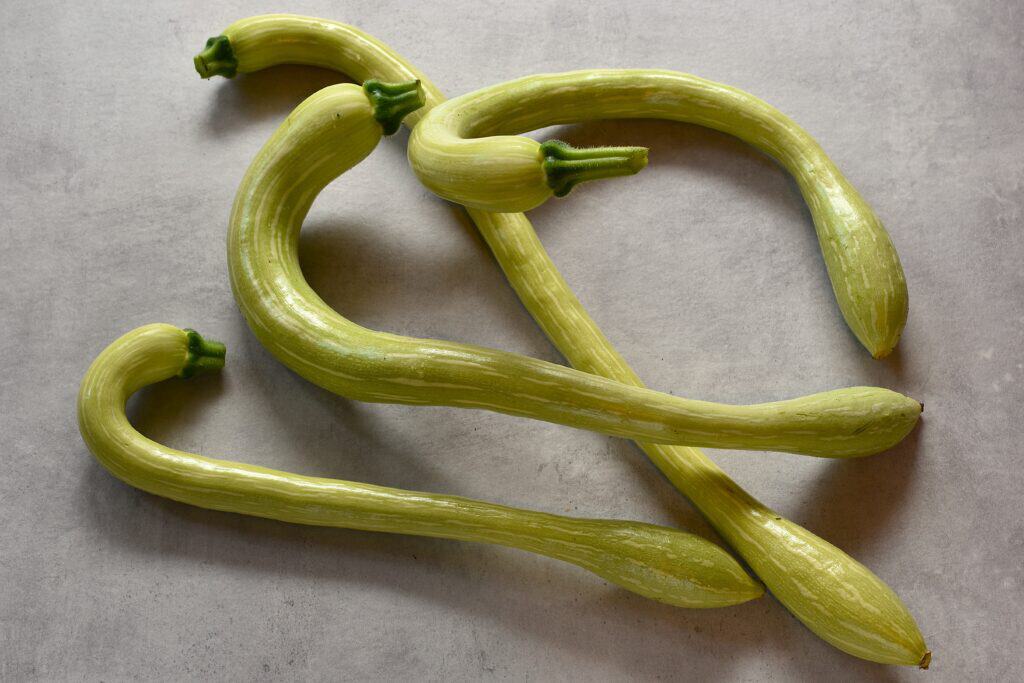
[179,329,226,379]
[364,79,425,135]
[919,650,931,670]
[194,35,237,79]
[540,140,648,198]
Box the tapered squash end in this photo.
[364,79,425,135]
[193,35,237,79]
[540,140,648,198]
[870,344,895,360]
[179,329,226,379]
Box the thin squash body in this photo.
[77,324,763,608]
[222,67,918,459]
[196,15,928,666]
[407,70,909,360]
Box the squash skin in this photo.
[77,323,763,608]
[221,60,918,458]
[408,69,908,359]
[195,15,928,665]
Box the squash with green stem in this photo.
[194,15,929,666]
[406,69,909,360]
[77,323,763,608]
[217,68,918,459]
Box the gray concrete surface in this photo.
[2,1,1021,680]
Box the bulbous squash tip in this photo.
[869,337,901,359]
[622,524,765,608]
[742,578,767,603]
[694,550,765,608]
[864,324,902,359]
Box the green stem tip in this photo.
[179,329,226,379]
[363,79,425,135]
[193,35,237,79]
[540,140,649,197]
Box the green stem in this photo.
[179,329,226,379]
[364,80,425,135]
[193,35,237,79]
[540,140,648,197]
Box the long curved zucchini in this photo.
[77,323,763,607]
[195,15,929,666]
[215,66,918,459]
[406,70,909,359]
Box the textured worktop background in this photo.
[2,1,1021,680]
